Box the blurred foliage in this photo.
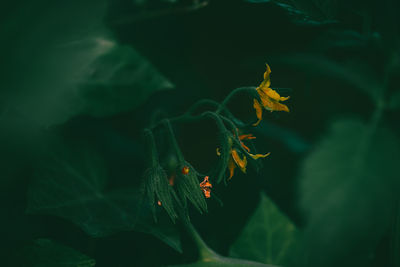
[1,0,400,266]
[246,0,338,24]
[27,143,182,252]
[390,90,400,110]
[299,117,400,267]
[0,0,173,127]
[18,239,95,267]
[229,193,300,266]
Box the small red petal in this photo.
[200,176,212,198]
[169,174,176,186]
[202,188,211,198]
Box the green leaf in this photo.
[391,202,400,267]
[278,54,383,100]
[229,192,300,266]
[299,118,400,266]
[167,254,277,267]
[20,238,95,267]
[167,258,275,267]
[1,0,173,127]
[246,0,338,24]
[26,146,182,253]
[389,90,400,110]
[79,44,174,117]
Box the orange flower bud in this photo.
[200,176,212,198]
[182,166,190,175]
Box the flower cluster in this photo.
[217,133,270,180]
[142,65,289,222]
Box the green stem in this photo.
[181,218,218,261]
[164,119,185,163]
[186,99,238,122]
[202,111,229,134]
[143,128,159,167]
[186,99,221,115]
[150,87,254,130]
[216,86,257,114]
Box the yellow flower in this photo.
[253,64,290,126]
[217,133,270,180]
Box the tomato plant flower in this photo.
[253,64,290,126]
[218,133,270,180]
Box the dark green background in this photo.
[1,0,399,266]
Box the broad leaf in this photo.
[167,252,277,267]
[20,238,95,267]
[246,0,338,24]
[391,202,400,267]
[278,54,383,100]
[299,118,400,267]
[0,0,173,127]
[27,147,182,253]
[80,45,173,117]
[167,257,275,267]
[229,192,299,266]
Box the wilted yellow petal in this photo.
[216,148,221,156]
[239,134,256,140]
[253,99,263,126]
[258,86,289,101]
[231,149,247,173]
[272,102,290,112]
[228,158,236,180]
[264,64,271,79]
[240,141,251,153]
[258,64,272,89]
[249,152,271,160]
[263,88,289,102]
[258,90,290,112]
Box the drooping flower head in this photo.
[143,165,178,222]
[217,132,270,180]
[253,64,290,126]
[174,163,208,214]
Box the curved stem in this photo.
[143,128,159,167]
[181,218,218,261]
[216,86,257,114]
[202,111,229,134]
[185,99,221,115]
[164,119,185,163]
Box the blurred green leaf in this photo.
[0,0,173,127]
[299,118,400,266]
[279,54,383,100]
[312,29,373,51]
[392,202,400,267]
[20,238,95,267]
[167,255,276,267]
[26,146,182,253]
[80,45,173,117]
[246,0,338,24]
[229,192,299,266]
[389,90,400,110]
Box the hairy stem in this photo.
[164,119,185,163]
[143,128,159,167]
[181,218,218,261]
[216,86,257,114]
